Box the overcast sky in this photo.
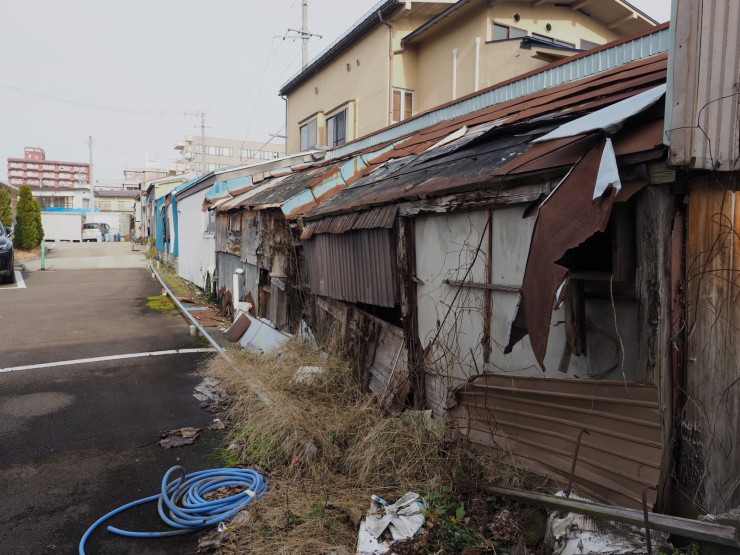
[0,0,671,182]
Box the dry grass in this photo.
[14,246,41,261]
[200,337,507,555]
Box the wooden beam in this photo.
[570,0,595,10]
[485,485,740,548]
[607,12,637,30]
[398,182,548,217]
[531,0,548,5]
[444,279,519,293]
[483,209,493,364]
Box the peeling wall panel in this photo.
[448,373,661,510]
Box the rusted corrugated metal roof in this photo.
[300,205,398,240]
[448,373,662,510]
[302,53,667,221]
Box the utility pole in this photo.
[275,0,322,70]
[89,136,94,213]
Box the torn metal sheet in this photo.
[225,313,251,343]
[533,84,666,142]
[238,313,291,354]
[594,138,622,199]
[447,373,661,509]
[504,140,616,370]
[300,205,397,239]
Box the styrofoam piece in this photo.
[238,313,291,354]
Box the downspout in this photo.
[281,94,289,154]
[378,11,394,126]
[452,48,458,100]
[474,37,481,92]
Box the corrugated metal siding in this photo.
[329,27,670,160]
[448,374,661,510]
[668,0,740,170]
[304,228,398,307]
[216,252,259,315]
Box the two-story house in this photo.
[279,0,656,154]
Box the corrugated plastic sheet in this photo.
[300,205,398,240]
[328,26,670,160]
[304,228,397,307]
[447,373,662,510]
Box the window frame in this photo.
[326,108,348,148]
[203,209,216,236]
[300,119,317,151]
[493,22,527,41]
[391,88,414,124]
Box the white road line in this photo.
[0,348,216,373]
[0,271,26,290]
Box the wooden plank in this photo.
[564,279,586,357]
[484,485,740,548]
[483,209,493,364]
[398,182,547,216]
[635,185,674,511]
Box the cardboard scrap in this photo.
[159,427,203,449]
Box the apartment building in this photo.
[172,136,286,175]
[279,0,656,154]
[7,146,90,188]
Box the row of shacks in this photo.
[148,16,740,521]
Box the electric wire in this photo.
[79,466,267,555]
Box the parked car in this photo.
[0,221,14,284]
[83,222,111,242]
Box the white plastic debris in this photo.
[290,366,327,385]
[357,521,393,555]
[365,492,426,541]
[545,492,671,555]
[593,138,622,199]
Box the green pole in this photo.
[40,239,45,271]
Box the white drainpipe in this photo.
[474,37,481,92]
[452,48,458,100]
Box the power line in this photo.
[0,83,188,116]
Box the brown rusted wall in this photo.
[448,373,662,510]
[683,176,740,512]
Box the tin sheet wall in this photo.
[448,373,661,510]
[415,208,639,417]
[304,228,398,308]
[668,0,740,170]
[177,188,216,290]
[216,252,259,316]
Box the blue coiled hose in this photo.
[79,466,267,555]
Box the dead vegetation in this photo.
[199,336,548,555]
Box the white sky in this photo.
[0,0,671,181]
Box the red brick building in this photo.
[7,147,90,188]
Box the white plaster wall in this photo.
[177,188,216,290]
[415,206,638,393]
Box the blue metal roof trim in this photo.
[225,175,252,194]
[327,26,669,160]
[40,208,92,214]
[206,180,229,201]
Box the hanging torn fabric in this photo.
[532,84,666,143]
[504,139,617,370]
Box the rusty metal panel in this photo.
[668,0,740,170]
[448,373,661,510]
[301,205,398,239]
[304,228,397,307]
[240,211,260,266]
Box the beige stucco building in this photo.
[279,0,656,154]
[173,136,286,175]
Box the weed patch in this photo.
[146,295,176,315]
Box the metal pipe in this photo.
[642,485,657,554]
[565,429,590,497]
[474,37,481,92]
[452,48,458,100]
[377,10,394,126]
[149,260,272,407]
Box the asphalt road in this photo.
[0,251,223,554]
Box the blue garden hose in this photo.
[79,466,267,555]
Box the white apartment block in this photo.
[173,136,285,174]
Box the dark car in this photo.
[0,221,14,284]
